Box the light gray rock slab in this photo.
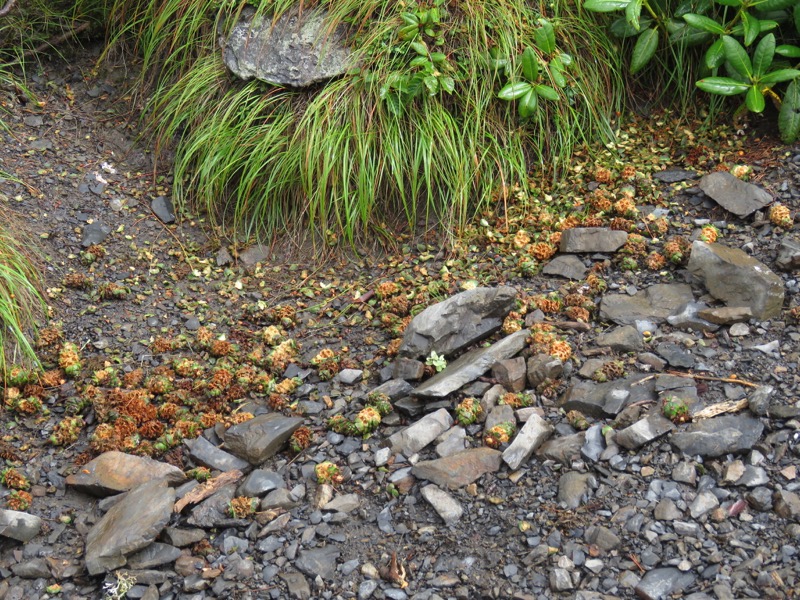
[634,567,695,600]
[85,478,175,575]
[224,5,353,87]
[321,493,360,513]
[0,509,42,542]
[435,426,467,458]
[536,432,586,464]
[412,329,529,398]
[559,228,628,253]
[542,254,588,279]
[687,241,784,320]
[698,171,772,217]
[399,286,518,360]
[295,546,340,580]
[65,451,186,497]
[388,408,453,455]
[599,284,694,325]
[580,424,605,463]
[689,490,719,519]
[224,413,304,464]
[185,435,251,472]
[670,414,764,457]
[237,469,284,497]
[595,325,643,352]
[420,484,463,525]
[371,378,414,400]
[502,413,554,470]
[697,305,753,324]
[558,471,596,509]
[776,236,800,271]
[559,374,655,418]
[412,448,502,490]
[616,413,676,450]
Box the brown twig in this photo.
[550,320,592,332]
[629,553,645,574]
[665,370,758,388]
[23,21,91,60]
[173,469,243,513]
[0,0,16,18]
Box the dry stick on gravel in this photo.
[173,469,243,513]
[632,371,758,388]
[692,398,750,420]
[23,21,91,60]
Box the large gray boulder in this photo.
[687,241,784,320]
[698,172,772,217]
[399,286,517,359]
[223,5,353,87]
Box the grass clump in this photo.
[105,0,623,243]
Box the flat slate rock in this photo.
[150,196,175,223]
[65,451,185,497]
[412,447,502,490]
[399,286,517,360]
[634,567,695,600]
[185,435,251,472]
[85,478,175,575]
[559,374,656,418]
[420,484,464,525]
[615,413,675,450]
[542,254,588,280]
[599,284,694,325]
[223,5,353,87]
[0,509,42,543]
[503,413,554,470]
[224,413,303,464]
[671,414,764,457]
[559,228,628,253]
[295,546,340,580]
[653,168,698,183]
[388,408,453,455]
[412,329,529,398]
[698,171,772,217]
[687,240,784,320]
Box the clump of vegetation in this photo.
[228,496,259,518]
[289,426,313,454]
[58,342,82,378]
[500,392,534,409]
[0,467,30,490]
[454,397,483,426]
[315,461,344,485]
[484,422,516,448]
[662,396,691,424]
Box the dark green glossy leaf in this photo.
[549,62,567,87]
[583,0,631,12]
[631,27,658,74]
[759,68,800,84]
[423,75,438,95]
[683,13,725,34]
[439,76,455,93]
[498,81,533,101]
[609,16,653,37]
[722,35,752,78]
[776,44,800,58]
[714,0,741,6]
[430,52,447,63]
[705,38,725,68]
[626,0,643,31]
[753,33,775,77]
[745,85,765,112]
[521,47,539,82]
[534,84,560,101]
[535,19,556,54]
[760,0,796,10]
[518,89,538,118]
[410,41,428,56]
[741,11,760,46]
[696,76,750,94]
[779,79,800,143]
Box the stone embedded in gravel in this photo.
[11,557,51,579]
[654,168,698,183]
[599,284,694,325]
[65,451,186,496]
[412,447,502,490]
[634,566,696,600]
[666,301,720,332]
[687,241,784,320]
[420,484,463,525]
[748,384,774,416]
[162,527,206,548]
[697,305,753,324]
[502,413,553,470]
[670,414,764,457]
[85,478,175,575]
[388,408,453,455]
[125,542,182,569]
[223,413,304,464]
[412,329,529,398]
[595,325,643,352]
[776,236,800,271]
[81,222,112,247]
[188,484,237,528]
[238,244,270,270]
[322,493,360,513]
[698,171,772,217]
[371,379,414,400]
[0,509,42,542]
[537,432,585,464]
[436,426,467,458]
[527,353,564,387]
[392,357,425,381]
[557,471,596,509]
[773,490,800,521]
[295,546,340,580]
[581,424,605,462]
[542,254,588,280]
[398,285,517,359]
[654,499,682,521]
[655,342,694,368]
[337,368,363,384]
[689,490,719,519]
[615,413,675,450]
[150,196,175,223]
[185,435,251,472]
[492,357,526,392]
[559,374,655,418]
[559,227,628,253]
[549,567,574,591]
[584,525,621,552]
[280,571,311,599]
[237,469,284,497]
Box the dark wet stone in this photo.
[224,413,303,465]
[616,413,675,450]
[559,228,628,253]
[653,169,698,183]
[150,196,175,223]
[185,435,251,472]
[559,374,655,418]
[126,542,181,569]
[371,379,414,400]
[776,236,800,271]
[392,357,425,381]
[11,558,50,579]
[295,546,340,580]
[542,254,588,279]
[698,171,772,217]
[670,414,764,457]
[82,222,111,247]
[399,286,517,360]
[188,485,237,528]
[634,567,695,600]
[687,241,784,320]
[655,343,695,369]
[237,469,284,497]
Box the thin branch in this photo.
[23,21,91,61]
[0,0,17,18]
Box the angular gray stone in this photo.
[502,413,554,470]
[162,527,206,548]
[559,228,628,253]
[237,469,284,497]
[280,571,311,599]
[776,236,800,271]
[420,484,464,525]
[435,426,467,458]
[748,385,774,416]
[559,374,656,418]
[238,244,270,270]
[150,196,175,224]
[527,353,563,387]
[666,301,720,332]
[689,490,719,519]
[584,525,621,551]
[126,542,181,569]
[0,509,42,542]
[224,413,304,464]
[655,343,694,369]
[371,378,414,400]
[185,435,250,472]
[536,432,586,464]
[558,471,596,509]
[224,5,352,87]
[634,567,695,600]
[596,325,643,352]
[492,357,526,392]
[697,306,753,324]
[337,368,363,385]
[412,448,502,489]
[616,413,675,450]
[670,414,764,457]
[392,357,425,381]
[542,254,588,280]
[188,485,237,528]
[653,169,698,183]
[581,424,605,462]
[412,329,529,398]
[599,284,694,325]
[484,403,516,432]
[85,478,175,575]
[399,286,517,360]
[81,222,111,247]
[774,490,800,521]
[65,451,186,496]
[698,171,772,217]
[321,493,360,513]
[388,408,453,455]
[295,546,340,580]
[687,241,784,319]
